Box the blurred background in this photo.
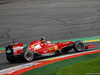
[0,0,100,47]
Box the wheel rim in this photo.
[75,42,84,51]
[24,51,33,61]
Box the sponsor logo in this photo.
[13,46,23,54]
[13,46,23,50]
[49,47,53,51]
[31,45,34,48]
[43,51,48,53]
[55,46,58,50]
[7,49,11,53]
[42,53,55,56]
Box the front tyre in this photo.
[74,41,85,52]
[23,51,34,62]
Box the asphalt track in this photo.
[0,0,100,70]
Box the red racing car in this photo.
[5,37,95,63]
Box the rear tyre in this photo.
[22,50,34,62]
[6,55,16,63]
[74,41,85,52]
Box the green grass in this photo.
[55,58,100,75]
[22,53,100,75]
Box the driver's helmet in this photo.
[40,37,45,42]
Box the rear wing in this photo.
[13,43,23,55]
[6,43,23,55]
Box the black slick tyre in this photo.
[74,41,85,52]
[22,50,34,62]
[6,55,16,63]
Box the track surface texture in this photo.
[0,0,100,47]
[0,0,100,70]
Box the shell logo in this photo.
[55,46,58,50]
[31,45,34,48]
[49,47,53,51]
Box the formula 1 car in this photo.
[5,37,95,63]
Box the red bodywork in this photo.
[27,41,74,55]
[13,43,23,55]
[12,40,95,55]
[85,44,95,49]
